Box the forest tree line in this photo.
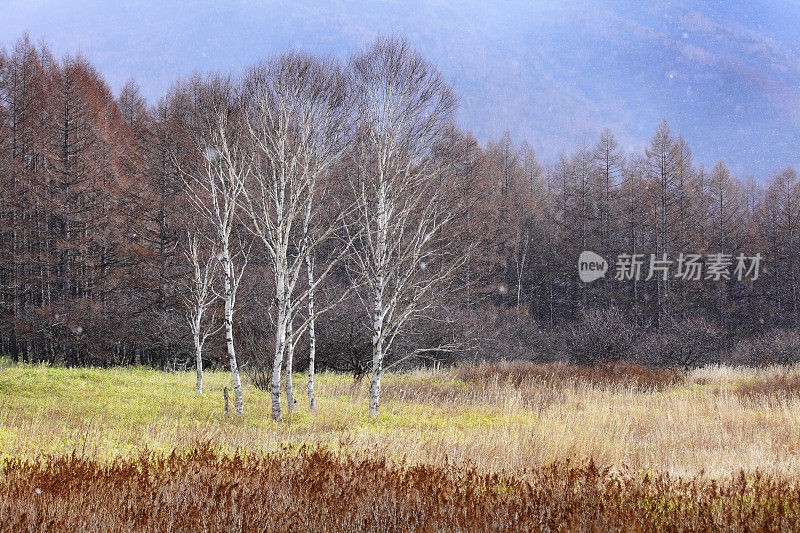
[1,34,799,395]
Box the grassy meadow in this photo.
[2,360,800,530]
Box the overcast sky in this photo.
[2,0,799,179]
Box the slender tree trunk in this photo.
[306,253,317,412]
[369,343,384,417]
[369,368,383,417]
[223,253,243,414]
[369,181,388,417]
[271,309,286,421]
[194,333,203,395]
[271,264,288,421]
[284,316,295,416]
[369,285,384,417]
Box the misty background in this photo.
[2,0,799,178]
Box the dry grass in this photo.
[691,364,800,399]
[0,362,799,479]
[1,361,800,529]
[452,360,681,390]
[3,444,799,532]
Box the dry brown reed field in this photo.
[1,360,800,530]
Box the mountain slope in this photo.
[2,0,798,177]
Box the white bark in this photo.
[368,369,382,417]
[183,232,219,395]
[306,252,317,412]
[350,39,463,417]
[180,96,249,414]
[222,251,243,414]
[284,315,295,415]
[241,55,352,421]
[270,277,288,420]
[194,336,203,395]
[368,285,385,417]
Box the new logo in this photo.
[578,251,608,283]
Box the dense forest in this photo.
[1,33,798,384]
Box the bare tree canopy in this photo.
[348,37,464,416]
[241,52,352,421]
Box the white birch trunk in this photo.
[271,267,288,420]
[369,282,385,417]
[194,333,203,395]
[185,233,218,396]
[306,253,317,412]
[284,316,295,415]
[271,312,286,421]
[368,341,384,417]
[241,57,351,421]
[223,253,243,414]
[181,108,248,412]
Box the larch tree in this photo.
[645,120,680,328]
[592,129,623,307]
[520,140,543,195]
[126,88,189,368]
[484,135,524,308]
[551,153,576,318]
[593,129,622,265]
[437,130,493,308]
[766,167,800,324]
[529,163,562,326]
[756,178,786,326]
[669,135,699,314]
[43,54,132,364]
[0,35,49,360]
[706,160,746,325]
[573,146,597,311]
[619,154,649,323]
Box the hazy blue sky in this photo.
[2,0,799,178]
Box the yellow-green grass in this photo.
[0,361,799,481]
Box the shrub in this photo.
[448,307,562,364]
[565,307,637,365]
[737,371,800,398]
[236,316,275,391]
[315,297,373,381]
[728,328,800,366]
[753,328,800,365]
[632,317,722,368]
[242,357,272,391]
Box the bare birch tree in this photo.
[181,80,250,413]
[241,54,350,421]
[305,234,318,412]
[183,231,220,394]
[349,38,462,417]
